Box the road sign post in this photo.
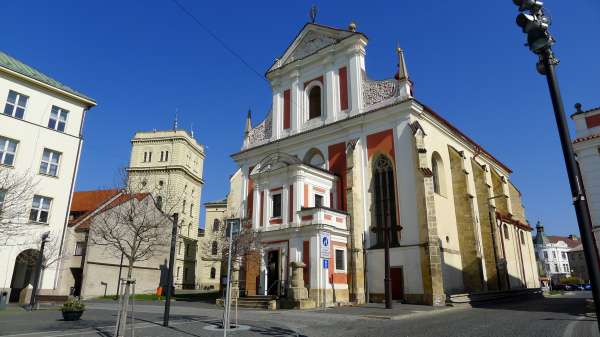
[320,232,330,309]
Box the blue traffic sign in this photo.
[323,259,329,269]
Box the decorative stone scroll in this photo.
[362,78,399,107]
[247,112,273,148]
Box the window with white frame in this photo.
[29,195,52,223]
[335,248,346,272]
[3,90,28,119]
[48,106,69,132]
[0,136,18,166]
[39,149,61,176]
[307,85,322,119]
[552,251,556,259]
[314,194,323,208]
[563,263,569,272]
[561,252,566,259]
[272,193,282,218]
[543,251,548,259]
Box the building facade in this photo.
[58,191,172,298]
[568,244,589,283]
[198,198,227,291]
[533,221,580,284]
[571,104,600,256]
[228,22,539,306]
[0,51,95,302]
[127,129,205,289]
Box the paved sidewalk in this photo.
[319,302,457,320]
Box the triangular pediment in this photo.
[268,23,360,73]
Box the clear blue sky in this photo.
[3,1,599,234]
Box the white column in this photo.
[259,248,267,295]
[290,71,301,134]
[293,176,304,224]
[263,189,270,229]
[271,85,282,141]
[253,185,261,230]
[348,49,364,115]
[325,67,336,124]
[282,184,289,226]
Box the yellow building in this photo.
[128,128,205,289]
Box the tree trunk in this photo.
[116,261,134,337]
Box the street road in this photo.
[0,292,596,337]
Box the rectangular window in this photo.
[74,241,86,256]
[561,252,566,259]
[0,136,18,166]
[335,249,345,272]
[554,264,559,272]
[182,200,186,214]
[160,151,164,161]
[29,195,52,223]
[148,152,152,162]
[564,264,569,272]
[272,193,282,218]
[165,151,169,161]
[143,152,147,162]
[314,194,323,208]
[3,90,28,119]
[552,251,556,259]
[177,266,180,278]
[48,106,69,132]
[190,203,193,215]
[543,251,548,259]
[39,149,61,176]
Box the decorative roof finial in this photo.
[348,21,357,32]
[174,109,179,130]
[309,5,318,23]
[575,102,583,113]
[244,109,252,135]
[190,122,195,138]
[395,41,409,81]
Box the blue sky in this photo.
[3,1,599,234]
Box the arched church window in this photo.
[431,152,446,196]
[211,241,218,255]
[371,155,400,248]
[308,85,322,119]
[213,219,220,232]
[210,267,216,279]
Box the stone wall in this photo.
[471,160,499,290]
[449,149,482,292]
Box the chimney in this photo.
[568,234,578,241]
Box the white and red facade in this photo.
[230,23,538,306]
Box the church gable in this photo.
[268,23,359,73]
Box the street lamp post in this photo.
[29,231,50,311]
[512,0,600,331]
[163,213,179,327]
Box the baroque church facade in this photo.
[229,22,539,306]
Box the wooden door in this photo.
[391,267,404,300]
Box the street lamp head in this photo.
[41,231,50,241]
[513,0,544,12]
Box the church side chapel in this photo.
[228,19,539,307]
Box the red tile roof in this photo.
[546,235,581,249]
[71,189,120,213]
[75,192,150,230]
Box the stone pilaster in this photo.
[413,125,445,306]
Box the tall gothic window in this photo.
[372,155,400,248]
[431,152,446,196]
[308,86,321,119]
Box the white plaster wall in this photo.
[0,71,89,294]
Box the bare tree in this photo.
[0,168,37,244]
[88,171,182,335]
[201,213,258,294]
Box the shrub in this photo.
[61,298,85,312]
[560,276,583,285]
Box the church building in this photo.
[229,22,539,306]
